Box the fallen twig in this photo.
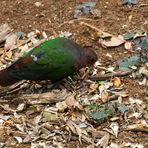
[0,80,26,96]
[59,18,96,27]
[89,69,134,81]
[80,22,112,38]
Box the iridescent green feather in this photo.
[12,38,76,80]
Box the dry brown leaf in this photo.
[70,112,86,122]
[90,94,99,101]
[65,94,83,110]
[14,136,23,143]
[113,77,121,87]
[5,50,13,60]
[66,120,92,144]
[0,126,8,136]
[15,124,25,132]
[0,104,15,113]
[139,67,148,78]
[16,103,25,112]
[0,24,12,44]
[100,35,125,47]
[42,111,59,122]
[56,101,68,112]
[90,83,99,90]
[124,41,133,50]
[23,125,40,143]
[96,132,110,147]
[100,91,109,103]
[4,33,18,51]
[110,122,119,138]
[33,115,42,125]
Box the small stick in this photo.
[0,80,26,96]
[80,22,112,38]
[59,18,96,27]
[89,69,133,81]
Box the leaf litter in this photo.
[0,21,147,147]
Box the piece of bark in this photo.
[89,70,133,81]
[12,89,69,104]
[126,123,148,132]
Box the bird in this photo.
[0,37,97,87]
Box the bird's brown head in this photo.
[84,48,97,67]
[77,48,97,69]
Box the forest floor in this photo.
[0,0,147,148]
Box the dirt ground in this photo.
[0,0,147,147]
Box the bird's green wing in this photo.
[10,39,75,80]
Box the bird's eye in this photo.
[90,58,95,63]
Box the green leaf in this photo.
[117,54,140,70]
[86,104,97,110]
[145,105,148,111]
[42,111,59,122]
[141,36,148,50]
[117,104,128,113]
[122,0,138,5]
[123,32,135,40]
[90,108,114,121]
[98,81,105,85]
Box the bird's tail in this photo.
[0,68,19,87]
